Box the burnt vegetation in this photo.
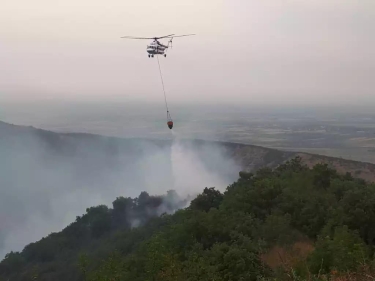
[2,156,375,281]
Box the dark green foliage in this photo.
[0,190,187,281]
[0,252,25,275]
[275,156,309,175]
[256,214,301,246]
[308,225,369,274]
[312,163,337,189]
[111,196,135,229]
[85,205,112,238]
[189,187,223,212]
[239,171,253,180]
[1,157,375,281]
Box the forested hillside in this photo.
[2,157,375,281]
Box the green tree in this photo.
[190,187,223,212]
[0,251,25,275]
[112,196,135,228]
[312,163,336,189]
[85,205,111,238]
[308,225,369,274]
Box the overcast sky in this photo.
[0,0,374,106]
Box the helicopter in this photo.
[120,34,195,58]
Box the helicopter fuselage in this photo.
[146,40,169,57]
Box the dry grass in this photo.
[260,241,375,281]
[261,241,315,271]
[326,267,375,281]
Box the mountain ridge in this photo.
[1,120,375,182]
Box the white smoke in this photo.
[0,124,240,259]
[170,133,236,198]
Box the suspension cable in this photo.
[156,55,170,117]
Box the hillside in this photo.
[1,157,375,281]
[1,121,375,280]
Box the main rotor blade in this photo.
[120,36,155,39]
[155,34,175,39]
[120,34,175,40]
[168,34,196,38]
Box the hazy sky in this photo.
[0,0,374,106]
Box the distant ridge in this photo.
[1,120,374,182]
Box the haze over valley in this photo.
[2,101,375,164]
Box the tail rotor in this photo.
[168,37,174,49]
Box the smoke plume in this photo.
[0,122,240,258]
